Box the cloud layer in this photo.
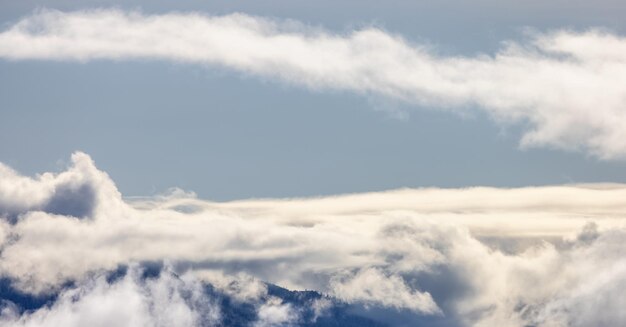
[1,9,626,159]
[1,153,626,326]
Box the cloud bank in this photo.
[1,153,626,326]
[1,9,626,159]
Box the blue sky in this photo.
[2,0,626,200]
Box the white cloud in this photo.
[254,297,298,327]
[330,268,440,314]
[1,10,626,158]
[0,265,220,327]
[2,153,626,326]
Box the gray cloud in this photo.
[0,155,112,223]
[42,183,96,219]
[1,10,626,159]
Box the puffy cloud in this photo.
[458,229,626,327]
[254,297,298,327]
[329,268,440,314]
[0,152,121,222]
[2,153,626,326]
[1,10,626,158]
[0,265,220,327]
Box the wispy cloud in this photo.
[1,9,626,159]
[2,153,626,326]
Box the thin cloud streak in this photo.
[1,9,626,159]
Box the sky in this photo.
[1,0,626,200]
[2,1,626,327]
